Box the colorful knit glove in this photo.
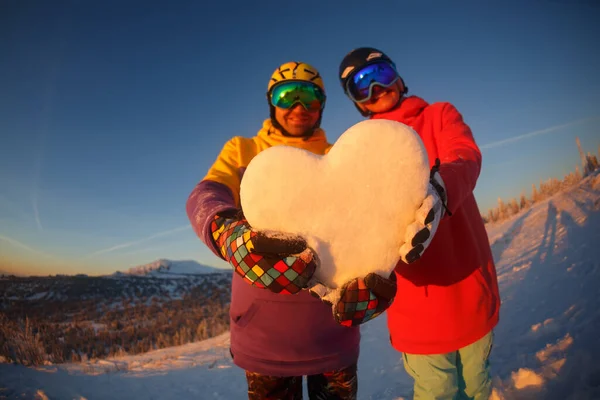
[399,158,452,264]
[210,210,316,294]
[310,273,397,327]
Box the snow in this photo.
[26,292,47,301]
[511,368,544,390]
[113,259,224,278]
[240,120,429,288]
[1,173,599,399]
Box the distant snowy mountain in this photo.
[1,260,231,304]
[117,259,226,278]
[0,270,22,277]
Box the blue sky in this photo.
[1,1,599,276]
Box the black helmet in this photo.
[339,47,394,91]
[338,47,408,116]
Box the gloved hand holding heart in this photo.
[239,119,430,288]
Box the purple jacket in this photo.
[186,124,360,376]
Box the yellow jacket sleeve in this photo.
[203,137,245,207]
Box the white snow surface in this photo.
[240,120,430,288]
[2,172,600,399]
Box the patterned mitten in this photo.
[309,273,397,327]
[399,158,451,263]
[210,210,316,294]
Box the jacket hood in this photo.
[258,119,328,147]
[371,96,429,124]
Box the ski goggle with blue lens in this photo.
[346,61,400,103]
[270,81,326,111]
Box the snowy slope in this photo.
[487,172,600,400]
[1,173,599,400]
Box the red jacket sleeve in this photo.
[435,103,482,213]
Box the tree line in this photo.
[483,140,599,224]
[0,281,231,366]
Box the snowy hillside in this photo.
[117,259,223,277]
[1,173,599,400]
[2,267,230,304]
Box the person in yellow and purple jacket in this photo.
[186,62,396,399]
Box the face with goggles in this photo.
[270,81,325,136]
[345,61,405,114]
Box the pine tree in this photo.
[532,184,539,203]
[509,198,519,215]
[196,320,208,340]
[519,191,528,209]
[575,166,582,182]
[487,209,496,223]
[539,179,551,198]
[589,153,599,172]
[497,198,507,220]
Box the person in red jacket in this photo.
[337,47,501,399]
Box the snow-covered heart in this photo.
[240,119,430,288]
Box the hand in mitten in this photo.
[311,273,397,327]
[399,159,451,264]
[211,210,316,294]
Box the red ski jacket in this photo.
[372,96,500,354]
